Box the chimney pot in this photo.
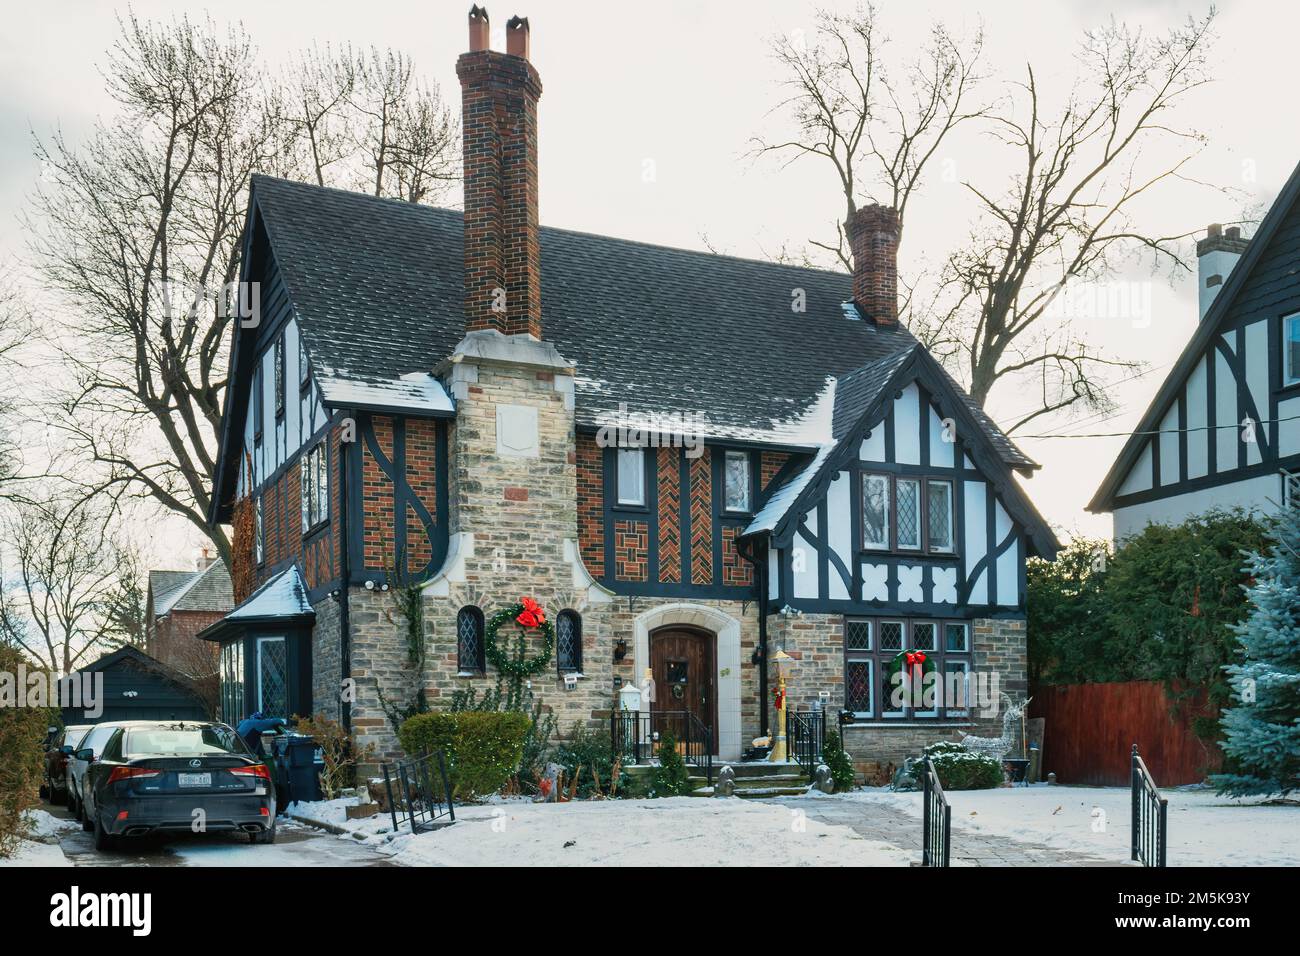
[1225,225,1241,240]
[506,15,530,59]
[847,205,900,326]
[1206,222,1222,239]
[468,5,490,52]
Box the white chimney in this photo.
[1196,223,1248,321]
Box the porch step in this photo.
[687,773,806,790]
[688,785,811,799]
[701,761,805,779]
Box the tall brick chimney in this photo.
[847,205,899,326]
[457,7,543,339]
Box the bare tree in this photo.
[0,491,140,673]
[761,6,1221,431]
[755,5,987,268]
[25,13,459,564]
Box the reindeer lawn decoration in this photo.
[959,694,1032,761]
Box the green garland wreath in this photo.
[884,649,937,683]
[484,601,555,678]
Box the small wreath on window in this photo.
[671,684,685,700]
[485,597,555,678]
[885,649,937,686]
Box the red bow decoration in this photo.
[905,651,927,668]
[774,687,786,710]
[516,596,546,629]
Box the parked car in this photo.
[65,722,123,823]
[42,724,93,805]
[78,720,276,851]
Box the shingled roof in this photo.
[246,175,1034,467]
[148,561,233,617]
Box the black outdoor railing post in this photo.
[1130,744,1139,863]
[436,750,455,823]
[922,759,932,865]
[921,757,951,867]
[1158,797,1167,867]
[382,764,399,835]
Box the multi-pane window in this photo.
[220,641,244,725]
[862,473,957,554]
[254,495,265,564]
[253,366,264,445]
[844,617,971,720]
[724,450,751,512]
[616,448,645,506]
[299,335,310,389]
[556,610,582,673]
[274,335,286,418]
[257,636,288,716]
[1285,313,1300,386]
[300,441,329,532]
[457,606,486,674]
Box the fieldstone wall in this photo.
[310,594,343,723]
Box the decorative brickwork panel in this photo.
[721,525,752,587]
[760,451,790,492]
[576,433,604,577]
[657,447,682,583]
[362,416,395,570]
[405,417,440,574]
[689,449,713,585]
[614,520,649,582]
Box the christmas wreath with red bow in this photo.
[485,597,555,678]
[884,649,937,694]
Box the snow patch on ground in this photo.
[2,809,79,867]
[845,785,1300,866]
[374,797,910,867]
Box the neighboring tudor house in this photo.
[146,554,232,677]
[202,9,1057,771]
[1090,159,1300,540]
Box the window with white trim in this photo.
[862,473,958,554]
[254,495,264,564]
[844,617,971,720]
[927,480,954,552]
[616,448,645,506]
[556,610,583,673]
[862,474,890,549]
[274,335,286,419]
[724,450,751,512]
[1285,313,1300,386]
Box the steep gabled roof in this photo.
[198,565,315,642]
[75,645,204,698]
[1089,158,1300,513]
[745,344,1058,559]
[148,561,233,617]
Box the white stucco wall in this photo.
[1113,473,1282,542]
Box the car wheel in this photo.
[251,820,276,845]
[69,789,81,820]
[92,808,117,852]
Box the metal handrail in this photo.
[921,757,951,867]
[1131,744,1168,867]
[788,710,825,781]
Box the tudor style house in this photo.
[1090,160,1300,539]
[202,8,1057,773]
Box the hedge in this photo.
[910,741,1004,790]
[398,711,531,799]
[0,647,55,857]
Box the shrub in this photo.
[554,722,627,799]
[652,732,692,796]
[399,711,530,799]
[821,728,856,792]
[910,741,1004,790]
[0,648,54,858]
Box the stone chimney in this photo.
[456,7,544,339]
[847,205,899,326]
[1196,223,1248,321]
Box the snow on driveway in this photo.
[845,785,1300,866]
[367,797,911,867]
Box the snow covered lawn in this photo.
[292,796,912,867]
[847,784,1300,866]
[2,809,78,867]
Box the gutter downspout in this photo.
[337,413,354,733]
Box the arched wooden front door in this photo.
[649,627,717,739]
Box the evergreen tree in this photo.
[822,728,856,792]
[652,733,692,796]
[1211,507,1300,797]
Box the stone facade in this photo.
[309,593,344,723]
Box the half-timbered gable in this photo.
[1091,160,1300,538]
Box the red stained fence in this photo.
[1033,681,1221,786]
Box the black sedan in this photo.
[77,720,276,851]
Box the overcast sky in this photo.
[2,0,1297,569]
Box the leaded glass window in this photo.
[257,636,287,717]
[927,480,954,552]
[896,478,921,549]
[844,618,971,720]
[457,606,485,674]
[557,610,582,673]
[862,474,890,549]
[724,450,751,512]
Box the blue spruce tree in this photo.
[1211,504,1300,797]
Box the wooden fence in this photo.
[1033,681,1221,786]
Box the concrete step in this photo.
[689,785,811,799]
[698,761,805,779]
[688,774,806,790]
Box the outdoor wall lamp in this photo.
[613,640,628,662]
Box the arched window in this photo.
[556,610,583,674]
[456,606,485,675]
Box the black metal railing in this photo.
[788,710,825,781]
[921,757,951,867]
[1130,744,1167,867]
[382,750,455,835]
[611,710,713,787]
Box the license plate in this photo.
[178,772,211,788]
